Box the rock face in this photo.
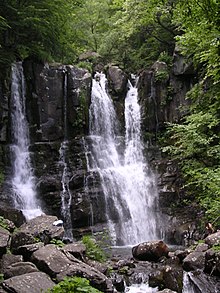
[132,240,169,261]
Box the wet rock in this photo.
[185,270,220,293]
[132,240,169,261]
[205,231,220,247]
[11,215,64,251]
[0,227,10,257]
[174,249,191,262]
[1,271,55,293]
[182,251,206,271]
[205,248,220,276]
[0,205,25,227]
[4,262,39,279]
[162,266,183,293]
[106,65,127,98]
[111,273,125,292]
[149,265,183,293]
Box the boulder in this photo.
[0,254,23,274]
[1,271,55,293]
[149,265,183,293]
[15,242,44,261]
[31,244,72,278]
[11,215,64,251]
[0,227,10,257]
[205,248,220,276]
[132,240,169,261]
[184,271,220,293]
[182,251,206,271]
[106,65,127,98]
[4,262,39,279]
[0,204,25,228]
[205,231,220,247]
[62,242,86,261]
[31,244,113,292]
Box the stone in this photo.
[132,240,169,261]
[1,271,55,293]
[106,65,127,97]
[205,248,220,276]
[4,262,39,279]
[182,251,206,271]
[0,254,23,274]
[15,242,44,261]
[194,243,209,252]
[0,227,10,257]
[62,242,86,261]
[0,205,25,227]
[173,46,194,76]
[56,261,112,293]
[31,244,72,278]
[205,231,220,247]
[11,215,64,251]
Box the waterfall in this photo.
[59,72,73,241]
[87,73,159,245]
[10,62,42,220]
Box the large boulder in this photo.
[182,251,206,271]
[1,271,55,293]
[205,248,220,276]
[31,244,113,292]
[106,65,127,98]
[205,231,220,247]
[11,215,64,251]
[0,254,23,274]
[4,262,39,279]
[132,240,169,261]
[0,227,10,257]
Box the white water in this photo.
[10,63,42,220]
[59,72,73,241]
[87,73,159,245]
[125,283,158,293]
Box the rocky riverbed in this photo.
[0,214,219,293]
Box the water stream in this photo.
[59,71,73,241]
[87,73,160,245]
[10,62,42,220]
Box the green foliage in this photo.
[82,235,107,262]
[76,62,92,73]
[47,277,102,293]
[0,216,9,231]
[162,80,220,226]
[0,273,4,282]
[50,239,65,248]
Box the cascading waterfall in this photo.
[87,73,159,245]
[10,62,42,220]
[59,72,73,241]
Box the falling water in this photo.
[10,62,42,220]
[59,72,73,241]
[87,73,159,245]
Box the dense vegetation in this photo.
[0,0,219,226]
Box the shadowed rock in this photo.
[132,240,169,261]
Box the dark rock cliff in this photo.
[0,55,201,243]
